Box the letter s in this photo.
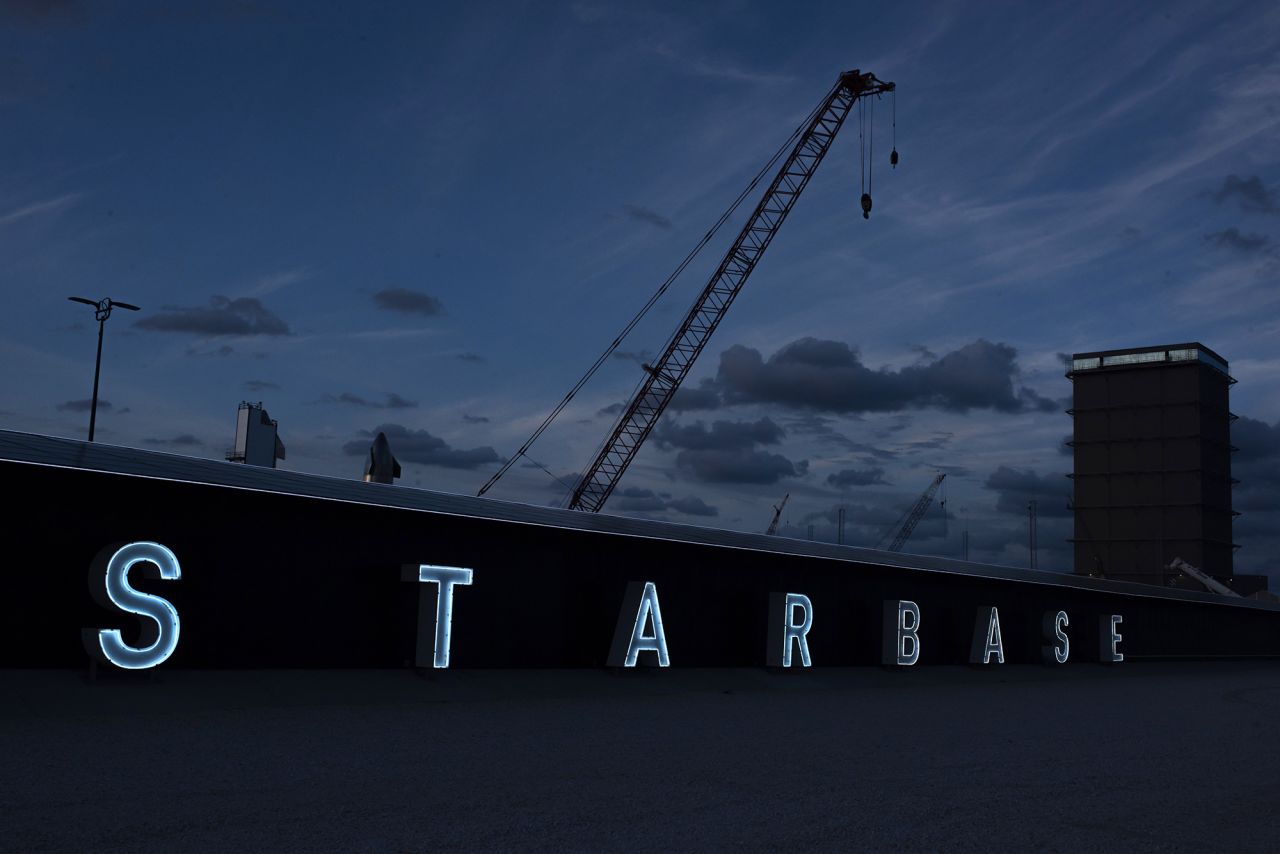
[83,542,182,670]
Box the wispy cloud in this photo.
[244,268,311,298]
[0,193,80,227]
[652,44,795,86]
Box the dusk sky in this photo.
[3,1,1278,585]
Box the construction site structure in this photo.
[566,70,893,512]
[882,473,946,553]
[477,68,896,511]
[1067,343,1267,595]
[226,401,285,469]
[766,494,790,536]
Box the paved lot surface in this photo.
[3,662,1279,852]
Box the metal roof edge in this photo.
[1,428,1275,613]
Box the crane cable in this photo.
[858,95,874,218]
[868,94,874,195]
[890,89,898,167]
[478,79,842,497]
[858,98,865,194]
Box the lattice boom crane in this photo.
[886,473,946,553]
[766,493,790,536]
[567,69,895,512]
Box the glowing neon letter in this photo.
[83,541,182,670]
[608,581,670,667]
[402,564,473,668]
[882,600,920,666]
[970,606,1005,664]
[767,592,813,667]
[1041,610,1069,665]
[1100,614,1124,663]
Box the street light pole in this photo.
[68,296,140,442]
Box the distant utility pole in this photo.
[806,524,814,541]
[1028,500,1038,570]
[962,529,969,561]
[837,507,846,545]
[67,296,140,441]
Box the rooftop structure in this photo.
[226,401,286,468]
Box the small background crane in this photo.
[877,473,947,553]
[765,493,790,536]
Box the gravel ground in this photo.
[3,662,1278,852]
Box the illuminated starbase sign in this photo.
[82,541,1127,671]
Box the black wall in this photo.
[5,461,1278,668]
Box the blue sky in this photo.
[2,0,1278,584]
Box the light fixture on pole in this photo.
[67,296,140,442]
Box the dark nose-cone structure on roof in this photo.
[363,431,401,484]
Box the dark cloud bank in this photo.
[1207,174,1279,214]
[1232,418,1280,569]
[1204,228,1270,254]
[343,424,499,470]
[372,288,444,316]
[144,434,202,447]
[58,398,109,412]
[137,296,290,336]
[671,338,1058,414]
[622,205,672,230]
[983,466,1072,518]
[611,486,718,518]
[322,392,417,410]
[654,417,807,485]
[827,466,888,488]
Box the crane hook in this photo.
[890,148,899,168]
[860,192,872,219]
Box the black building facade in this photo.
[3,429,1278,670]
[1068,343,1265,594]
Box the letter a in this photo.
[969,606,1005,664]
[608,581,670,667]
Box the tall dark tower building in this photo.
[1067,343,1266,595]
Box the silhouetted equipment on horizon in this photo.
[363,431,402,485]
[766,493,790,535]
[67,296,140,442]
[1167,557,1240,598]
[226,401,285,468]
[879,473,947,553]
[476,67,897,511]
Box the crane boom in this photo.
[766,493,790,536]
[887,473,946,552]
[568,69,894,512]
